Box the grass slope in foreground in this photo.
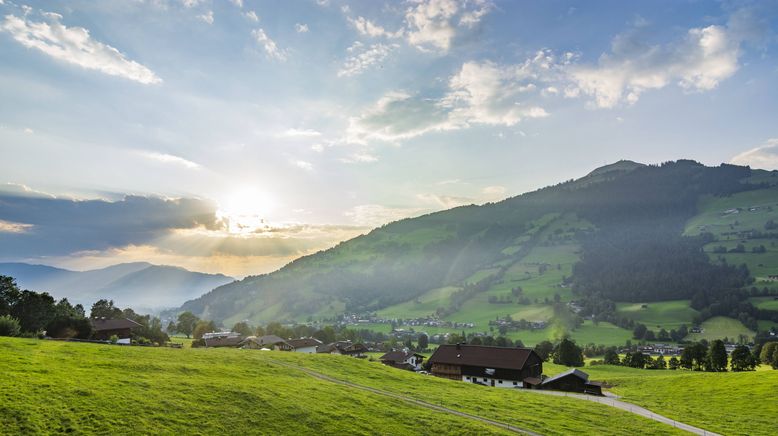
[0,338,683,436]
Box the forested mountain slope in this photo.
[180,160,778,332]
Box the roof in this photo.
[317,341,366,354]
[380,350,424,362]
[240,335,288,346]
[287,338,322,349]
[204,336,243,347]
[542,368,589,385]
[428,344,539,371]
[523,377,542,386]
[90,318,142,331]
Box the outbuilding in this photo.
[90,318,142,343]
[541,368,603,395]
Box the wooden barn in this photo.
[427,344,543,388]
[541,368,603,395]
[379,349,425,371]
[90,318,141,343]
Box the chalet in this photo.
[541,368,603,396]
[767,274,778,281]
[286,337,323,353]
[203,331,244,348]
[427,344,542,388]
[379,349,425,371]
[90,318,142,344]
[317,341,367,357]
[240,335,293,351]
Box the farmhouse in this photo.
[90,318,142,343]
[240,335,292,350]
[317,341,367,357]
[427,344,542,388]
[203,331,243,348]
[286,337,323,353]
[541,368,603,395]
[379,349,425,371]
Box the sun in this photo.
[216,187,277,234]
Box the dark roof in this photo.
[317,341,366,354]
[204,336,244,347]
[523,377,542,386]
[542,368,589,385]
[90,318,142,331]
[287,338,322,349]
[428,345,539,371]
[240,335,288,346]
[380,350,424,362]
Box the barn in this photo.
[427,344,543,388]
[541,368,603,395]
[90,318,141,343]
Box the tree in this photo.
[231,322,253,336]
[644,330,656,341]
[0,315,21,337]
[730,345,757,371]
[658,328,670,342]
[176,311,199,338]
[633,323,647,340]
[0,276,21,316]
[759,342,778,365]
[90,299,123,319]
[603,349,620,365]
[13,290,56,333]
[553,338,584,367]
[708,340,728,371]
[680,342,708,370]
[45,316,92,339]
[193,320,217,340]
[653,355,667,370]
[668,356,680,370]
[166,321,176,334]
[534,340,554,361]
[417,333,429,350]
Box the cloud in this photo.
[416,193,474,208]
[344,204,425,227]
[731,139,778,170]
[279,128,322,138]
[0,11,161,84]
[252,28,287,61]
[568,21,743,108]
[229,0,243,8]
[404,0,459,52]
[0,219,33,234]
[339,152,379,163]
[481,185,506,196]
[338,42,397,77]
[348,16,402,39]
[243,11,259,22]
[197,10,214,25]
[140,151,201,169]
[295,23,309,33]
[292,159,313,171]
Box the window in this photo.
[513,381,517,386]
[498,380,502,384]
[483,378,487,382]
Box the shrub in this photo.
[109,335,119,344]
[191,338,206,348]
[0,315,21,337]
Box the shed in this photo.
[90,318,142,342]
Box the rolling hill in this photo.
[178,160,778,344]
[0,262,233,311]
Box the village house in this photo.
[90,318,142,344]
[379,349,425,371]
[286,337,322,353]
[316,341,367,357]
[239,335,293,350]
[202,331,244,348]
[427,344,543,388]
[541,368,603,396]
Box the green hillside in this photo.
[0,337,692,435]
[178,162,778,345]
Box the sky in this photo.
[1,0,778,277]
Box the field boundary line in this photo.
[266,359,540,436]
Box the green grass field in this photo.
[0,337,689,435]
[750,296,778,311]
[544,362,778,436]
[684,316,755,342]
[615,300,699,330]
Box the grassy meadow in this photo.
[0,337,693,436]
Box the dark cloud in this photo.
[0,193,222,258]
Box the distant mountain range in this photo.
[0,262,234,311]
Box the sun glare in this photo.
[217,187,277,235]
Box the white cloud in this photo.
[338,42,397,77]
[0,219,33,234]
[229,0,243,8]
[731,139,778,170]
[344,204,424,227]
[197,10,214,25]
[180,0,204,8]
[292,159,314,171]
[252,28,287,61]
[140,151,201,169]
[295,23,309,33]
[243,11,259,22]
[0,11,161,84]
[348,16,402,39]
[416,193,473,208]
[482,185,506,196]
[568,23,742,108]
[23,127,34,134]
[279,128,322,138]
[339,152,379,164]
[311,143,325,152]
[459,0,492,28]
[404,0,459,52]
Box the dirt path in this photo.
[267,359,540,435]
[269,358,720,436]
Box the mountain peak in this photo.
[585,160,645,178]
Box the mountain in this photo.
[178,160,778,343]
[0,262,234,311]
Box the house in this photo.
[541,368,603,395]
[240,335,292,351]
[203,331,244,348]
[379,349,425,371]
[90,318,142,343]
[427,344,543,388]
[286,337,323,353]
[317,341,367,357]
